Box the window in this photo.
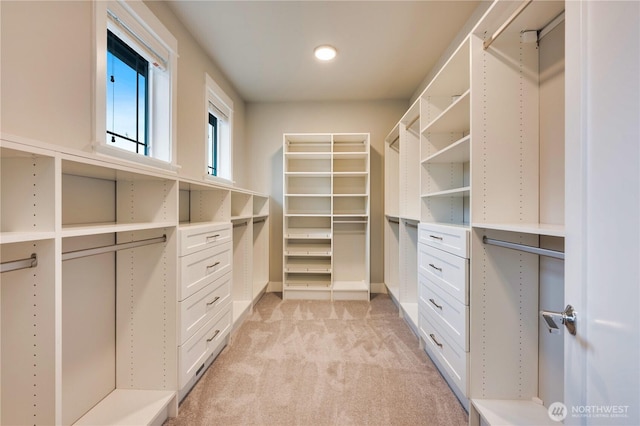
[205,73,233,182]
[95,1,177,169]
[208,112,218,176]
[106,30,148,155]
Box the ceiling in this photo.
[166,1,481,103]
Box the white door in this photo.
[565,1,640,425]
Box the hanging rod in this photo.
[483,0,533,50]
[253,217,267,224]
[405,115,420,130]
[403,220,418,229]
[62,235,166,261]
[483,236,564,260]
[1,253,37,273]
[389,136,399,148]
[233,221,248,228]
[388,218,400,224]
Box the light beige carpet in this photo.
[165,293,468,426]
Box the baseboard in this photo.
[267,281,386,295]
[370,282,387,294]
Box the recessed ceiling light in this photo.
[314,45,337,61]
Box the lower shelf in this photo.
[471,399,557,426]
[74,389,176,426]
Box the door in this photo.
[565,2,640,425]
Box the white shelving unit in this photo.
[0,138,270,425]
[283,133,370,301]
[383,2,566,423]
[59,156,178,426]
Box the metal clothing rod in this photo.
[483,236,564,260]
[483,0,533,50]
[389,136,399,147]
[404,221,418,229]
[62,235,167,261]
[405,115,419,130]
[253,217,267,224]
[1,253,37,273]
[388,218,400,224]
[233,221,248,228]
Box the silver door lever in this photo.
[540,305,577,335]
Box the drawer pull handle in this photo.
[206,329,221,342]
[429,235,443,240]
[206,234,221,241]
[206,296,221,306]
[429,298,443,310]
[429,263,442,272]
[206,261,221,270]
[429,333,443,348]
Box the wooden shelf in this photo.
[73,389,175,426]
[422,187,470,198]
[284,152,331,159]
[285,171,332,177]
[0,231,56,244]
[61,221,174,237]
[472,399,557,426]
[472,223,565,238]
[422,135,470,164]
[421,90,470,135]
[285,228,332,239]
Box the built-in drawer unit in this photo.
[179,303,231,388]
[420,310,468,396]
[179,222,232,257]
[418,242,469,304]
[179,242,232,301]
[418,223,469,258]
[419,272,469,351]
[179,271,232,345]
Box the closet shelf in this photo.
[0,231,56,244]
[421,89,471,135]
[73,389,175,426]
[472,223,565,238]
[285,171,332,177]
[285,152,331,159]
[422,135,470,164]
[61,221,175,237]
[422,187,470,198]
[471,399,557,426]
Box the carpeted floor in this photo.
[165,292,468,426]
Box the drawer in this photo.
[179,222,232,257]
[179,271,232,345]
[418,243,469,304]
[179,304,231,388]
[419,273,468,351]
[418,223,469,259]
[420,310,468,396]
[180,242,232,301]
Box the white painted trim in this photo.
[205,73,234,182]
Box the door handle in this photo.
[540,305,577,335]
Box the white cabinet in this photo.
[0,138,269,424]
[283,133,370,301]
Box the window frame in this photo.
[94,0,178,171]
[204,73,234,184]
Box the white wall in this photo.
[0,1,249,188]
[246,100,409,288]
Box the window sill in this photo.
[94,144,179,174]
[203,174,234,187]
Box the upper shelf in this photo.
[421,90,470,135]
[422,135,470,165]
[472,222,565,238]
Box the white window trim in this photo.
[204,72,234,184]
[94,0,178,171]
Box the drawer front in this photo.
[180,242,232,301]
[179,223,232,257]
[179,271,232,345]
[419,273,468,351]
[418,243,469,304]
[420,310,468,395]
[418,223,469,259]
[179,304,231,388]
